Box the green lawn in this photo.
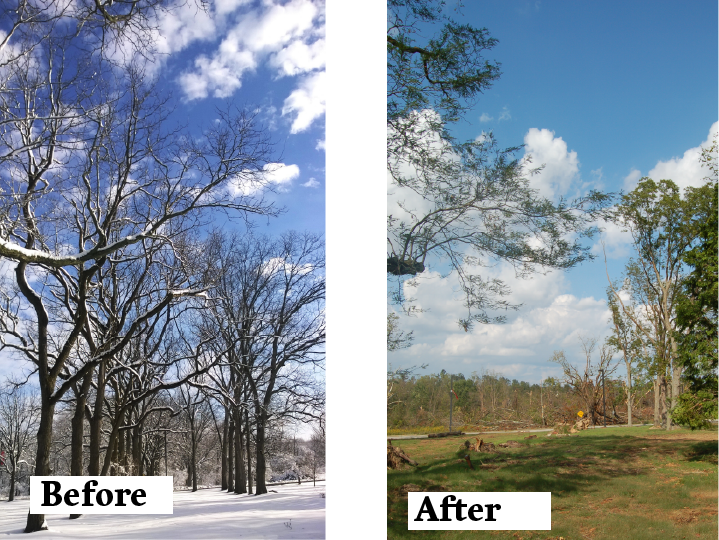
[388,427,718,540]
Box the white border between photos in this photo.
[326,1,387,538]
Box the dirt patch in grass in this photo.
[670,509,701,524]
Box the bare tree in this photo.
[0,384,40,501]
[174,381,213,492]
[550,337,619,425]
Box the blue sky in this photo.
[150,0,326,238]
[387,0,718,383]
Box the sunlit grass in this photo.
[388,426,718,540]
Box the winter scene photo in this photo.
[0,0,325,537]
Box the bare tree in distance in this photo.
[204,231,325,496]
[0,384,40,501]
[549,337,619,426]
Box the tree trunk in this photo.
[669,363,682,430]
[659,374,669,429]
[110,432,119,474]
[191,430,198,492]
[70,370,93,519]
[245,408,252,495]
[227,419,234,493]
[254,417,267,495]
[88,361,107,476]
[127,422,133,468]
[9,466,16,502]
[625,361,633,427]
[100,414,125,476]
[653,376,661,427]
[233,406,246,494]
[221,411,228,491]
[25,397,55,532]
[132,423,143,476]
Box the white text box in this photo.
[30,476,173,514]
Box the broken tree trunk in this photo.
[428,431,465,438]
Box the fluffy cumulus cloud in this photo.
[522,128,580,198]
[228,162,300,197]
[282,71,326,134]
[262,162,300,188]
[624,121,718,191]
[591,217,633,259]
[600,121,718,258]
[155,2,217,56]
[646,121,718,190]
[390,266,612,383]
[176,0,325,133]
[270,38,325,77]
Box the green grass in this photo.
[388,426,718,540]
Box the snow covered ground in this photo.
[0,482,325,539]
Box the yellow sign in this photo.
[578,411,584,418]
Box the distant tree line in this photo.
[387,367,656,432]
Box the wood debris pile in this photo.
[571,417,590,433]
[387,441,418,469]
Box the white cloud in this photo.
[315,139,325,151]
[270,38,325,77]
[498,106,511,121]
[623,168,642,191]
[263,162,300,186]
[479,113,493,122]
[647,121,718,191]
[178,0,324,105]
[282,71,326,133]
[592,217,633,259]
[302,177,320,188]
[229,0,319,53]
[178,51,254,99]
[228,162,299,197]
[390,266,613,383]
[155,2,217,56]
[522,128,579,198]
[214,0,252,16]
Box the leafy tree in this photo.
[608,165,716,429]
[672,139,718,429]
[387,0,612,330]
[387,313,413,351]
[605,280,652,427]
